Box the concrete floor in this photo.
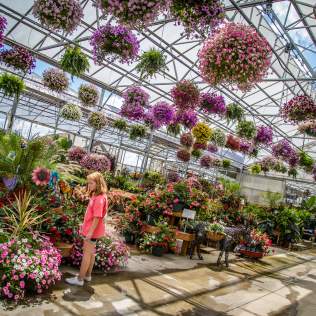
[1,248,316,316]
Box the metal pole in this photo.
[141,130,154,172]
[6,95,19,132]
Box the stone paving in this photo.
[1,248,316,316]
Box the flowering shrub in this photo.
[226,103,244,122]
[175,110,198,129]
[272,139,296,163]
[298,120,316,137]
[0,46,36,74]
[90,24,139,65]
[280,95,316,123]
[207,143,218,153]
[236,120,256,140]
[225,134,240,151]
[71,235,129,272]
[177,149,191,162]
[33,0,83,34]
[43,68,69,93]
[198,23,272,91]
[80,153,111,172]
[129,124,147,140]
[120,86,149,121]
[0,236,62,302]
[60,103,82,121]
[146,102,175,129]
[0,16,7,47]
[255,125,273,145]
[78,84,99,107]
[68,146,87,162]
[180,132,194,148]
[171,80,200,110]
[169,0,225,38]
[32,167,50,186]
[136,48,168,79]
[96,0,168,28]
[210,128,226,147]
[88,111,107,130]
[192,122,212,143]
[167,171,180,183]
[193,142,207,150]
[200,92,226,116]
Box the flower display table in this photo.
[239,249,264,259]
[175,231,195,255]
[143,224,161,234]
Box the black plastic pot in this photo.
[152,246,165,257]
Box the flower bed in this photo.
[90,24,139,65]
[198,23,272,91]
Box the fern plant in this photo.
[0,72,25,98]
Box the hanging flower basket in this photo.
[200,92,226,116]
[207,231,225,241]
[33,0,83,34]
[225,134,240,151]
[0,46,36,74]
[272,139,296,162]
[192,122,212,143]
[113,119,128,131]
[255,125,273,145]
[226,103,244,122]
[96,0,168,28]
[167,123,181,137]
[298,120,316,137]
[239,139,254,155]
[180,132,194,148]
[90,24,139,65]
[175,110,198,129]
[0,73,25,98]
[198,22,272,91]
[167,171,180,183]
[129,125,147,140]
[68,146,87,162]
[210,128,226,147]
[222,159,231,169]
[193,142,207,150]
[78,84,99,107]
[280,95,316,123]
[43,68,69,93]
[88,111,107,130]
[207,143,218,153]
[250,164,261,175]
[171,80,200,111]
[136,48,169,79]
[151,101,175,126]
[0,16,7,47]
[299,151,314,171]
[169,0,225,38]
[80,153,111,172]
[200,155,212,168]
[120,86,148,121]
[177,149,191,162]
[236,120,257,140]
[60,103,82,121]
[191,149,202,159]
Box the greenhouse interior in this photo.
[0,0,316,315]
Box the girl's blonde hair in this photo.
[87,172,108,196]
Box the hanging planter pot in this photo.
[2,175,18,191]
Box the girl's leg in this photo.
[78,240,95,280]
[86,253,96,278]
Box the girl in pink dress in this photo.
[66,172,108,286]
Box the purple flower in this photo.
[175,110,198,129]
[43,68,69,93]
[90,24,140,65]
[200,155,212,168]
[272,139,298,166]
[167,171,180,183]
[171,80,200,111]
[255,125,273,145]
[239,139,253,154]
[207,143,218,153]
[180,132,194,147]
[200,92,226,116]
[145,101,175,129]
[193,142,207,150]
[80,153,111,172]
[0,16,7,47]
[68,146,87,162]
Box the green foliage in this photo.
[207,222,225,233]
[173,181,190,203]
[301,196,316,212]
[60,46,90,78]
[167,123,181,137]
[136,48,168,79]
[129,125,147,140]
[299,151,314,171]
[56,136,72,150]
[251,164,261,174]
[0,73,25,98]
[226,103,244,122]
[113,119,128,131]
[142,171,166,190]
[288,168,298,179]
[222,159,231,169]
[191,149,202,159]
[236,120,257,140]
[219,178,240,195]
[263,191,283,209]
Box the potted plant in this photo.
[60,103,82,121]
[78,83,99,107]
[192,122,212,144]
[206,222,225,241]
[171,80,200,111]
[113,119,128,132]
[88,111,107,130]
[236,120,257,140]
[176,149,191,162]
[43,68,69,93]
[298,120,316,137]
[0,72,25,98]
[200,92,226,116]
[176,110,198,129]
[129,125,147,140]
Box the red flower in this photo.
[65,228,73,236]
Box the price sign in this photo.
[182,209,196,220]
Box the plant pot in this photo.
[207,231,225,241]
[152,246,165,257]
[2,176,18,191]
[173,202,185,211]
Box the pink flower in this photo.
[20,281,25,289]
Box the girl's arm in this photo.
[86,217,100,239]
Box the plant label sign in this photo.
[182,209,196,220]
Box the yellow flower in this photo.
[192,122,212,143]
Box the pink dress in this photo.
[81,194,108,239]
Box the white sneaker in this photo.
[84,276,91,282]
[65,276,84,286]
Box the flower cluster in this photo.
[298,120,316,137]
[280,95,316,123]
[192,122,212,143]
[199,92,226,116]
[88,111,107,130]
[68,146,87,162]
[198,23,272,91]
[33,0,83,34]
[193,142,207,150]
[146,101,175,129]
[207,143,218,153]
[71,235,129,272]
[180,132,194,148]
[313,165,316,182]
[120,86,149,121]
[236,120,257,140]
[255,125,273,145]
[167,171,180,183]
[239,139,253,154]
[169,0,225,38]
[200,154,212,168]
[0,16,7,47]
[0,46,36,74]
[272,139,297,165]
[90,24,139,65]
[78,84,99,107]
[60,103,82,121]
[247,229,272,254]
[171,80,200,111]
[175,110,198,129]
[97,0,168,28]
[32,167,50,186]
[80,153,111,172]
[210,128,226,147]
[225,134,240,151]
[177,149,191,162]
[0,237,62,302]
[43,68,69,93]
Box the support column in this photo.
[6,95,19,132]
[140,130,154,173]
